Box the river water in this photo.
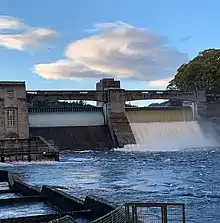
[1,148,220,222]
[1,121,220,222]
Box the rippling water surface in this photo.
[1,148,220,222]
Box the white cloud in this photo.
[0,16,25,30]
[33,21,188,85]
[148,77,172,88]
[0,16,57,51]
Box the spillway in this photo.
[124,107,219,151]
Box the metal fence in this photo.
[125,202,186,223]
[47,202,186,223]
[91,205,126,223]
[48,215,75,223]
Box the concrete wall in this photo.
[0,170,8,182]
[8,173,40,196]
[29,111,105,127]
[41,186,84,212]
[84,195,117,219]
[206,101,220,117]
[0,82,29,139]
[126,107,194,123]
[30,126,113,150]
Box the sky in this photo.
[0,0,220,102]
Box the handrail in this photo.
[48,215,75,223]
[125,201,185,206]
[38,136,58,152]
[91,205,126,223]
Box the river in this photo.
[1,148,220,222]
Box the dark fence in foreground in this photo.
[90,202,185,223]
[46,201,186,223]
[125,202,186,223]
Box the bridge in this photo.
[27,88,199,103]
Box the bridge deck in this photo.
[26,89,198,102]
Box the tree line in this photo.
[167,49,220,92]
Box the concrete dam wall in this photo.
[29,111,105,127]
[30,126,113,151]
[29,104,220,151]
[29,108,113,151]
[124,106,219,151]
[125,106,194,123]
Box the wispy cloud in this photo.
[0,16,58,51]
[0,16,25,30]
[148,77,172,88]
[33,21,188,86]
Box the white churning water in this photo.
[118,121,219,152]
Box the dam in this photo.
[28,106,194,150]
[125,107,219,151]
[0,78,220,156]
[29,103,219,151]
[29,107,113,150]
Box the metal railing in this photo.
[91,205,126,223]
[89,202,186,223]
[45,201,186,223]
[48,215,75,223]
[125,202,186,223]
[28,106,103,113]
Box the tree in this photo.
[167,49,220,91]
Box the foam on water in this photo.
[115,121,220,152]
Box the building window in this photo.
[7,89,14,98]
[7,109,16,127]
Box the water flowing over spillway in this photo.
[122,121,219,151]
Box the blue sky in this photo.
[0,0,220,96]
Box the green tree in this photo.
[167,49,220,91]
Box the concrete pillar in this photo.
[106,88,136,147]
[106,89,125,113]
[196,90,207,118]
[95,78,136,147]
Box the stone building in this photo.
[0,82,29,139]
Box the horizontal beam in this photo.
[124,90,197,101]
[28,107,103,113]
[27,90,106,102]
[27,90,101,94]
[125,106,192,111]
[125,201,185,207]
[26,89,201,102]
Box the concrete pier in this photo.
[0,170,119,222]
